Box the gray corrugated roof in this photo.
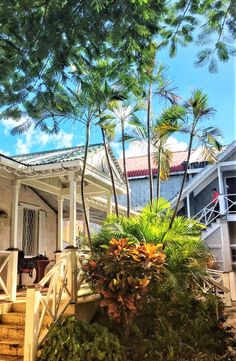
[12,143,104,166]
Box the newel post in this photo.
[24,286,41,361]
[66,246,78,304]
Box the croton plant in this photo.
[85,238,165,335]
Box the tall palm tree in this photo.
[166,90,222,229]
[153,104,185,204]
[145,65,180,204]
[97,114,119,217]
[111,102,140,217]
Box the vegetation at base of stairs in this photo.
[85,199,235,360]
[37,318,124,361]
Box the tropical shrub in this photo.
[37,318,124,361]
[85,238,165,336]
[93,198,205,251]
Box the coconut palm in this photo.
[161,90,222,230]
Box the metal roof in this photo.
[12,143,104,166]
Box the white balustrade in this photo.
[23,248,90,361]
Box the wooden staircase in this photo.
[0,300,76,361]
[0,301,26,360]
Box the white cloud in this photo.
[2,117,74,155]
[165,137,188,151]
[115,137,188,159]
[0,149,10,156]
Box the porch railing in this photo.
[193,194,236,226]
[0,250,18,301]
[0,251,11,299]
[23,247,90,361]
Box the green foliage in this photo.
[127,293,233,361]
[38,318,124,361]
[93,198,204,250]
[85,238,165,336]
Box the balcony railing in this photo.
[193,194,236,226]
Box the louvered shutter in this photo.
[38,210,46,255]
[17,205,23,249]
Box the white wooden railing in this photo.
[203,269,231,306]
[23,247,90,361]
[0,250,18,301]
[193,194,236,226]
[0,251,11,299]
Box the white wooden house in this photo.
[0,143,126,299]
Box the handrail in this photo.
[23,248,91,361]
[0,251,11,299]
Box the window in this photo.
[22,208,37,256]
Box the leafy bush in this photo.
[38,318,124,361]
[85,238,165,336]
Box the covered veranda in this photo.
[0,145,127,301]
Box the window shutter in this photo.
[38,210,46,255]
[17,205,23,249]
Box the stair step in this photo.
[0,340,23,357]
[1,312,52,327]
[0,324,24,341]
[0,355,23,361]
[1,313,25,326]
[11,302,26,313]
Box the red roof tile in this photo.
[118,149,207,177]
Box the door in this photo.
[225,177,236,213]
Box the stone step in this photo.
[0,324,24,341]
[0,340,23,357]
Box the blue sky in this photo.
[0,42,235,157]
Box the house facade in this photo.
[118,148,209,209]
[171,140,236,300]
[0,143,126,299]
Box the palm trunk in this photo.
[169,132,194,230]
[156,146,162,205]
[81,120,93,253]
[101,127,119,217]
[121,119,130,217]
[147,85,153,204]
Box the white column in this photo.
[186,193,190,218]
[69,172,77,247]
[220,220,232,272]
[107,192,112,215]
[57,195,64,251]
[217,165,224,194]
[11,180,20,249]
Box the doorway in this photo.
[225,177,236,213]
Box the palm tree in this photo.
[111,102,140,217]
[166,90,222,229]
[153,137,173,202]
[145,65,180,205]
[153,104,185,204]
[97,114,119,217]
